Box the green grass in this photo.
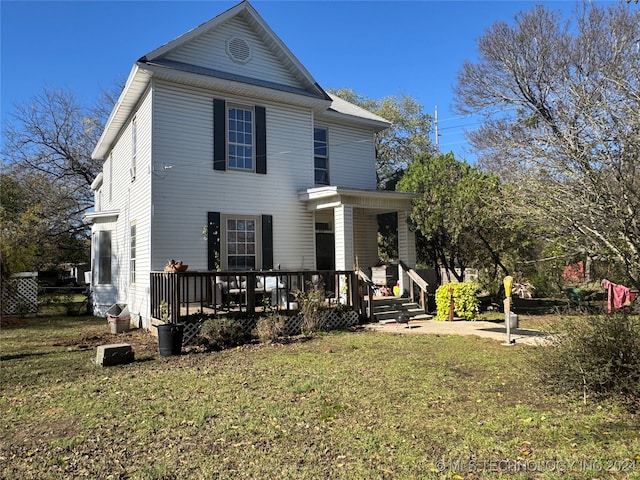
[1,316,639,479]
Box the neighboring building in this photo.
[86,1,416,327]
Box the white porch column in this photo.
[397,210,417,295]
[334,204,354,270]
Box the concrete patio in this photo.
[363,318,547,345]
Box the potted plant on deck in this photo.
[164,259,188,273]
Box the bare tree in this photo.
[454,3,640,287]
[3,89,103,220]
[1,86,117,272]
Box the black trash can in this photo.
[155,323,185,357]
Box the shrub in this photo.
[254,315,286,343]
[435,283,480,321]
[535,314,640,407]
[295,287,329,335]
[200,317,249,350]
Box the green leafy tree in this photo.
[0,171,89,274]
[398,152,529,284]
[329,88,434,189]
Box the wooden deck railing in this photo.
[150,269,365,324]
[399,260,430,312]
[356,269,377,323]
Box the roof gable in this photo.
[141,1,327,100]
[92,1,390,160]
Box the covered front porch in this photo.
[298,186,417,293]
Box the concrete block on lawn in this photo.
[96,343,134,366]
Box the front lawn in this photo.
[1,316,638,479]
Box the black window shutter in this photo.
[213,99,226,171]
[208,212,221,270]
[262,214,273,269]
[255,105,267,174]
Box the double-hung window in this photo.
[131,118,137,181]
[314,127,329,185]
[130,223,137,285]
[228,105,254,170]
[213,99,266,174]
[97,231,112,284]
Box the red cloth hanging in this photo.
[601,279,632,313]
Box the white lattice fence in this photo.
[187,309,360,341]
[1,272,38,316]
[182,319,205,345]
[282,316,303,336]
[281,310,360,336]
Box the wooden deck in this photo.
[150,269,371,324]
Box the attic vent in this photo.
[226,36,251,64]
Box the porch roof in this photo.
[298,186,415,214]
[84,210,120,224]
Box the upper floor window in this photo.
[108,154,113,202]
[214,99,266,174]
[228,105,254,170]
[314,127,329,185]
[131,118,137,182]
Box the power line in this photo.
[439,121,483,131]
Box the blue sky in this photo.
[1,0,598,162]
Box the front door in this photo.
[315,232,335,271]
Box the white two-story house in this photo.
[86,1,417,327]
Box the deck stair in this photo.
[372,296,433,324]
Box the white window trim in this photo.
[130,223,137,285]
[131,118,137,182]
[108,154,113,203]
[220,214,262,270]
[314,126,329,185]
[97,230,112,285]
[227,104,255,172]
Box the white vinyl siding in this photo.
[163,17,302,90]
[334,205,354,271]
[151,82,316,271]
[316,118,377,190]
[107,154,113,203]
[93,5,397,327]
[353,209,379,275]
[93,89,153,319]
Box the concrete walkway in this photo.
[363,318,547,346]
